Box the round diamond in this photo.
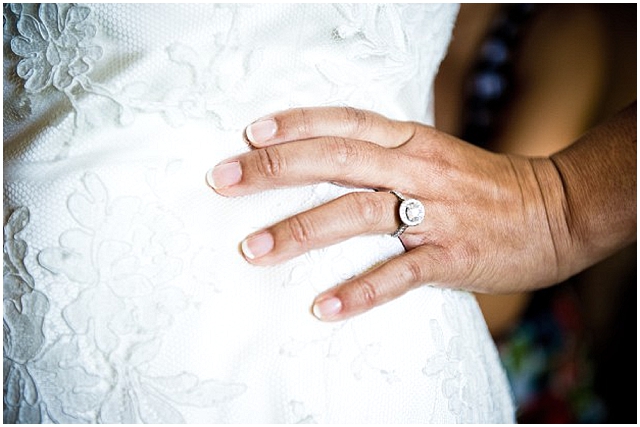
[399,199,425,226]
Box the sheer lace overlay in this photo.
[4,4,514,423]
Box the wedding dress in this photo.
[3,4,515,423]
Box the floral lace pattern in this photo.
[5,3,121,158]
[3,208,48,424]
[422,291,507,423]
[10,3,102,93]
[319,4,420,108]
[5,173,247,423]
[4,4,514,423]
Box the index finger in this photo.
[245,107,416,149]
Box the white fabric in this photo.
[3,4,515,423]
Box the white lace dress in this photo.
[3,4,515,423]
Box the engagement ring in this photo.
[390,190,425,238]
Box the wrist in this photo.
[527,157,579,282]
[544,104,637,275]
[505,155,576,287]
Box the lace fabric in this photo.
[3,4,514,423]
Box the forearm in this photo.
[533,102,637,281]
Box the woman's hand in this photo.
[206,107,572,321]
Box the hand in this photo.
[206,107,565,321]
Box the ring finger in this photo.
[240,190,427,265]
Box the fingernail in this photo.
[246,118,277,144]
[312,297,342,320]
[241,231,274,260]
[207,161,242,189]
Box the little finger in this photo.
[311,246,444,321]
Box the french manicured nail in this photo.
[246,118,277,144]
[312,297,342,320]
[241,231,274,260]
[207,161,242,189]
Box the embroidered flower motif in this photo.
[10,3,102,93]
[36,172,191,352]
[3,207,48,424]
[320,4,420,111]
[130,39,263,128]
[422,292,498,422]
[31,173,246,422]
[422,319,470,419]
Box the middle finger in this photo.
[207,136,406,197]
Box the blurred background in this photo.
[435,3,636,423]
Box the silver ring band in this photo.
[390,190,425,238]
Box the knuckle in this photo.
[294,107,312,138]
[286,214,315,249]
[255,146,286,179]
[432,245,455,268]
[326,136,357,167]
[341,106,370,137]
[455,242,482,278]
[400,256,425,285]
[354,279,379,310]
[348,193,386,229]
